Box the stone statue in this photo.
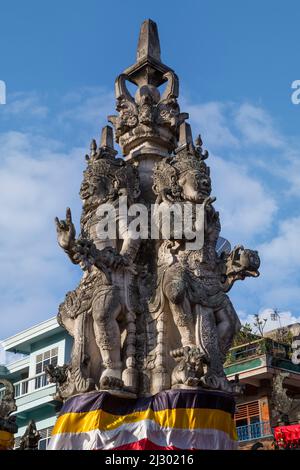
[55,127,141,397]
[149,125,260,392]
[53,19,260,399]
[19,420,40,450]
[0,378,17,435]
[271,372,300,424]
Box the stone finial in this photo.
[175,122,194,153]
[100,125,115,151]
[124,19,171,88]
[137,19,161,63]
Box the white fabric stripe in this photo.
[48,420,237,450]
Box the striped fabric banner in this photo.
[48,389,238,450]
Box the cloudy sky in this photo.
[1,0,300,343]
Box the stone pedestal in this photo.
[48,389,238,450]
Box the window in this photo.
[14,380,28,397]
[35,347,58,390]
[235,400,260,423]
[38,427,54,450]
[235,401,262,441]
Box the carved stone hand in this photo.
[55,207,76,250]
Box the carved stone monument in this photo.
[48,19,260,450]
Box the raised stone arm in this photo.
[55,207,139,275]
[55,207,78,264]
[220,245,260,292]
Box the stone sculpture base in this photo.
[48,389,238,450]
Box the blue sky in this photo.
[1,0,300,342]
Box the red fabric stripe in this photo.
[113,438,190,450]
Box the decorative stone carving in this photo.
[108,71,188,157]
[0,378,17,435]
[220,245,260,292]
[271,372,300,424]
[19,420,40,450]
[171,346,205,388]
[55,126,141,398]
[55,19,260,400]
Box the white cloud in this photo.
[234,103,284,148]
[181,100,278,244]
[278,147,300,197]
[58,87,115,127]
[253,216,300,308]
[2,91,48,119]
[210,154,277,244]
[259,216,300,279]
[241,308,300,334]
[185,101,239,150]
[0,130,84,338]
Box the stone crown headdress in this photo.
[80,126,140,206]
[152,123,210,199]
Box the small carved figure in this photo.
[171,346,205,388]
[19,420,40,450]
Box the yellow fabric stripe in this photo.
[0,430,14,449]
[52,407,237,440]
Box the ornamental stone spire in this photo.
[108,20,188,198]
[124,18,172,88]
[136,19,161,62]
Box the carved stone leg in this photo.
[168,297,196,347]
[194,305,227,389]
[215,299,241,363]
[92,287,123,389]
[215,310,235,363]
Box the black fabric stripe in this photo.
[60,389,236,416]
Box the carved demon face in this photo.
[178,169,211,203]
[228,246,261,278]
[239,249,260,272]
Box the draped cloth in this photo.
[48,389,238,450]
[274,424,300,448]
[0,430,14,450]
